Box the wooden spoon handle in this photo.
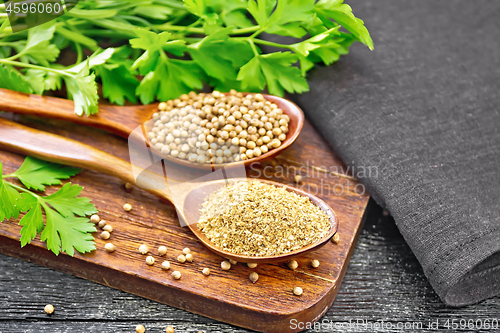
[0,117,172,202]
[0,88,140,138]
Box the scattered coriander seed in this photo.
[139,244,149,254]
[294,174,303,183]
[177,254,186,263]
[185,253,194,262]
[293,287,303,296]
[332,233,340,244]
[249,272,259,283]
[98,220,107,228]
[311,259,320,268]
[123,203,132,212]
[102,224,113,233]
[104,243,116,253]
[161,261,171,270]
[124,182,133,190]
[247,263,258,268]
[100,231,110,240]
[202,268,210,276]
[221,261,231,270]
[171,271,181,280]
[158,246,167,256]
[382,210,389,216]
[136,324,146,333]
[228,259,237,265]
[166,326,175,333]
[288,260,298,270]
[146,256,155,266]
[182,247,191,254]
[44,304,54,315]
[90,214,100,224]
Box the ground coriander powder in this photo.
[198,181,331,257]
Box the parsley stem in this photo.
[3,180,36,196]
[252,39,292,50]
[155,24,205,34]
[0,59,70,77]
[230,26,261,35]
[247,39,260,56]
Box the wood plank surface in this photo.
[1,202,498,333]
[0,113,369,332]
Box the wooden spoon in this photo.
[0,118,337,263]
[0,88,304,170]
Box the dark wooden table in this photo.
[1,199,499,332]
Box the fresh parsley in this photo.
[0,0,372,114]
[0,157,97,256]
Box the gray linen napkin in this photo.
[294,0,500,306]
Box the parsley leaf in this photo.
[16,193,43,247]
[41,206,96,256]
[266,0,315,38]
[1,157,97,256]
[0,64,32,93]
[10,156,81,191]
[238,52,309,96]
[131,29,204,103]
[314,0,373,50]
[44,183,97,218]
[18,23,60,67]
[188,28,254,84]
[0,162,22,221]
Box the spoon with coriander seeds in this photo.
[0,117,337,263]
[0,88,304,170]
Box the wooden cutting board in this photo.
[0,113,369,333]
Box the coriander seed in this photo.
[123,203,132,212]
[100,231,110,240]
[166,326,175,333]
[311,260,320,268]
[158,246,167,256]
[171,271,181,280]
[44,304,54,315]
[221,261,231,270]
[288,260,298,270]
[149,92,290,165]
[146,256,155,266]
[202,268,210,276]
[229,259,237,265]
[332,233,340,244]
[249,272,259,283]
[161,261,171,270]
[177,254,186,263]
[185,253,194,262]
[139,244,149,254]
[104,243,116,253]
[293,287,303,296]
[294,175,303,184]
[136,324,146,333]
[124,182,133,190]
[247,263,258,268]
[102,224,113,233]
[98,220,107,228]
[182,247,191,254]
[90,214,100,224]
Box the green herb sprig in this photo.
[0,0,372,114]
[0,157,97,256]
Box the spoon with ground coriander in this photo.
[0,118,337,263]
[0,89,304,170]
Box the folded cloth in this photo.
[294,0,500,306]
